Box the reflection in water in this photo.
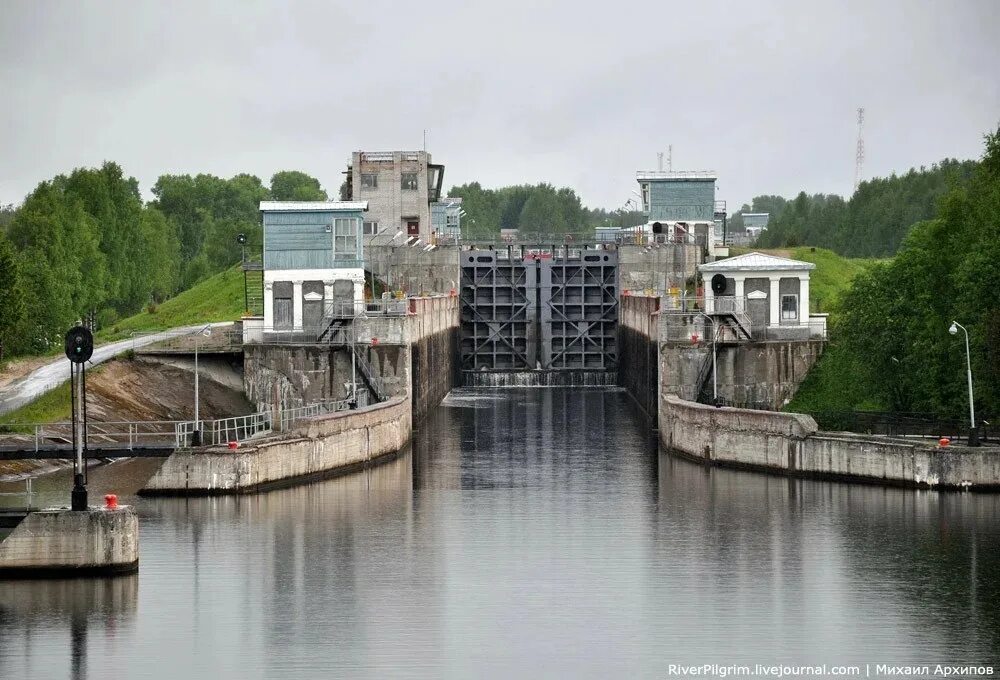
[0,388,998,678]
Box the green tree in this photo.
[270,171,327,201]
[0,232,26,360]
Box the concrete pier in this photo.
[0,507,139,578]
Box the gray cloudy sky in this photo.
[1,0,998,212]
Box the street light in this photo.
[949,321,979,446]
[192,325,212,446]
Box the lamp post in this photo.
[949,321,979,446]
[192,325,212,446]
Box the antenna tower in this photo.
[853,108,865,191]
[668,145,673,171]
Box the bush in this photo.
[146,302,158,314]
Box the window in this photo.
[360,173,378,190]
[401,172,418,191]
[334,218,359,261]
[363,221,379,235]
[641,183,650,212]
[781,294,798,321]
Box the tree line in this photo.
[447,182,643,237]
[0,164,328,359]
[795,127,1000,419]
[750,159,978,257]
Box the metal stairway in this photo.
[352,345,387,402]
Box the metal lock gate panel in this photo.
[539,250,618,370]
[460,247,619,372]
[460,249,538,370]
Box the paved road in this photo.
[0,322,235,417]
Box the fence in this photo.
[804,410,995,442]
[0,420,185,450]
[173,397,356,447]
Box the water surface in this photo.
[1,387,997,678]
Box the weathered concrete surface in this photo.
[661,340,825,409]
[618,293,823,411]
[0,507,139,578]
[660,395,1000,489]
[618,295,660,422]
[618,243,702,292]
[243,296,458,418]
[140,397,411,495]
[368,244,460,295]
[406,297,460,423]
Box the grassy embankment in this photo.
[97,265,246,342]
[768,248,883,413]
[0,267,244,428]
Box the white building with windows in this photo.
[699,252,825,340]
[258,201,368,334]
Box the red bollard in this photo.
[228,441,239,450]
[939,437,950,448]
[104,494,118,510]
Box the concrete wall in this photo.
[618,295,661,421]
[244,295,459,416]
[141,397,411,495]
[367,243,460,295]
[661,340,825,409]
[659,395,1000,489]
[0,508,139,576]
[405,296,460,423]
[618,243,702,292]
[619,294,823,413]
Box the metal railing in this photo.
[243,324,356,346]
[131,328,244,354]
[0,420,186,450]
[804,411,996,442]
[0,478,36,510]
[322,299,409,318]
[176,412,272,448]
[173,397,356,447]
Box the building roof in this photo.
[636,170,717,181]
[699,251,815,272]
[259,201,368,212]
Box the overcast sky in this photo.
[1,0,998,213]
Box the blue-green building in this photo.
[259,201,368,331]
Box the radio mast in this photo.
[854,108,865,192]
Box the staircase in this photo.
[352,345,387,402]
[242,262,264,317]
[693,326,718,404]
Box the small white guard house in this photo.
[699,252,820,340]
[259,201,368,332]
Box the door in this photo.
[273,281,293,330]
[301,281,324,330]
[407,220,419,236]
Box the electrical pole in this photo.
[854,108,865,192]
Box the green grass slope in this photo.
[731,246,878,314]
[98,266,245,342]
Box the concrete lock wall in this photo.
[660,340,825,409]
[618,244,702,292]
[141,397,412,494]
[405,296,460,423]
[659,395,1000,489]
[618,295,661,422]
[0,508,139,576]
[145,296,459,495]
[368,244,460,295]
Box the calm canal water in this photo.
[1,387,998,678]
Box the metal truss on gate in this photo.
[459,248,619,372]
[459,250,537,370]
[539,251,618,370]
